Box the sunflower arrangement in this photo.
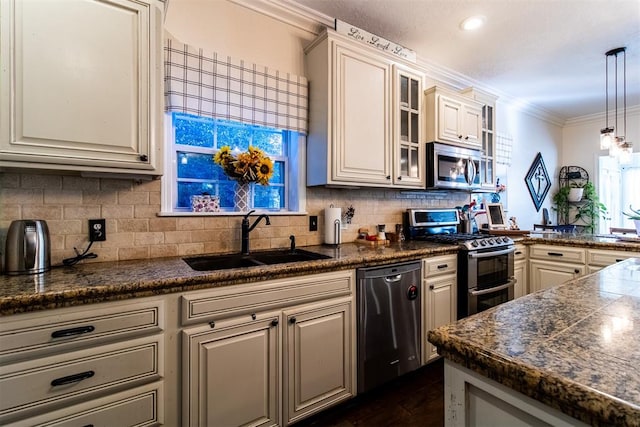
[213,146,273,185]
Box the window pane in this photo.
[217,122,250,150]
[253,129,283,156]
[174,113,214,148]
[254,185,284,210]
[270,161,285,184]
[177,182,217,209]
[177,152,222,180]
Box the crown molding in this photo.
[564,104,640,127]
[230,0,568,127]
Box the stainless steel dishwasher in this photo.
[356,261,422,393]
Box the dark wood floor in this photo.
[295,358,444,427]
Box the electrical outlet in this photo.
[309,215,318,232]
[89,219,106,241]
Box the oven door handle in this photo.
[467,246,515,259]
[469,279,516,297]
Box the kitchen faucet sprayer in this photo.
[241,210,271,255]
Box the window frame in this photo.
[160,113,307,216]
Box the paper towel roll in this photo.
[324,207,342,245]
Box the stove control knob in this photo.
[503,237,510,243]
[471,241,479,247]
[480,240,487,246]
[487,238,495,245]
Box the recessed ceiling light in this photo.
[460,15,485,31]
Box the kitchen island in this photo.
[428,257,640,427]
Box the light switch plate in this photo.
[309,216,318,232]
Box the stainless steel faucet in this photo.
[241,210,271,255]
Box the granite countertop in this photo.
[523,232,640,250]
[0,241,456,315]
[428,257,640,426]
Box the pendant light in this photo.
[600,47,633,161]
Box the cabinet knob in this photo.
[386,175,391,180]
[209,321,215,329]
[397,176,402,180]
[271,319,279,327]
[251,313,257,320]
[574,269,580,274]
[139,154,149,162]
[429,285,434,290]
[464,136,469,140]
[458,135,463,139]
[289,317,297,324]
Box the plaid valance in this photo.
[164,37,308,134]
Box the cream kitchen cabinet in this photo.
[0,298,165,425]
[513,244,528,298]
[180,270,355,427]
[425,86,482,148]
[423,254,457,363]
[462,87,498,188]
[586,248,640,273]
[529,245,586,292]
[283,298,354,425]
[0,0,163,176]
[305,29,425,188]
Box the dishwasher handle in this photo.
[384,274,403,283]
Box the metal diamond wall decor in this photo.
[524,152,551,212]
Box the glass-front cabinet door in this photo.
[462,88,497,189]
[393,65,424,188]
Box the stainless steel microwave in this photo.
[426,142,481,190]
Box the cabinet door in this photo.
[438,95,464,143]
[182,313,281,427]
[0,0,162,174]
[392,65,424,187]
[283,298,354,425]
[514,259,528,299]
[529,260,584,292]
[424,273,456,363]
[332,43,391,186]
[461,103,482,146]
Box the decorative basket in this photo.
[191,194,220,213]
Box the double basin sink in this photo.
[183,249,331,271]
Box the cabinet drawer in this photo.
[181,270,354,325]
[587,249,640,267]
[0,335,162,423]
[514,244,527,260]
[423,255,457,278]
[529,245,585,263]
[7,381,163,427]
[0,298,164,364]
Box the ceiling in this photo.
[292,0,640,123]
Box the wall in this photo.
[0,0,562,266]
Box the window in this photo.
[164,112,302,214]
[598,153,640,232]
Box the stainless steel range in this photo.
[405,208,516,319]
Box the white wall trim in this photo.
[565,104,640,127]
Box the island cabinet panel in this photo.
[444,360,589,427]
[0,0,163,175]
[528,245,586,292]
[283,298,354,425]
[423,254,457,364]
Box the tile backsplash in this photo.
[0,172,469,266]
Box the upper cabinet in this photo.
[0,0,163,176]
[461,87,498,188]
[424,86,482,148]
[305,30,424,188]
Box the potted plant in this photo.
[623,206,640,236]
[567,183,584,202]
[572,182,607,234]
[552,186,572,222]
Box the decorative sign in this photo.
[524,152,551,212]
[335,20,417,63]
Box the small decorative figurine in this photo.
[509,216,520,230]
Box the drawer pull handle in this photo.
[83,425,94,427]
[51,370,95,387]
[437,264,448,269]
[51,325,95,339]
[515,251,522,255]
[616,259,624,262]
[547,252,563,257]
